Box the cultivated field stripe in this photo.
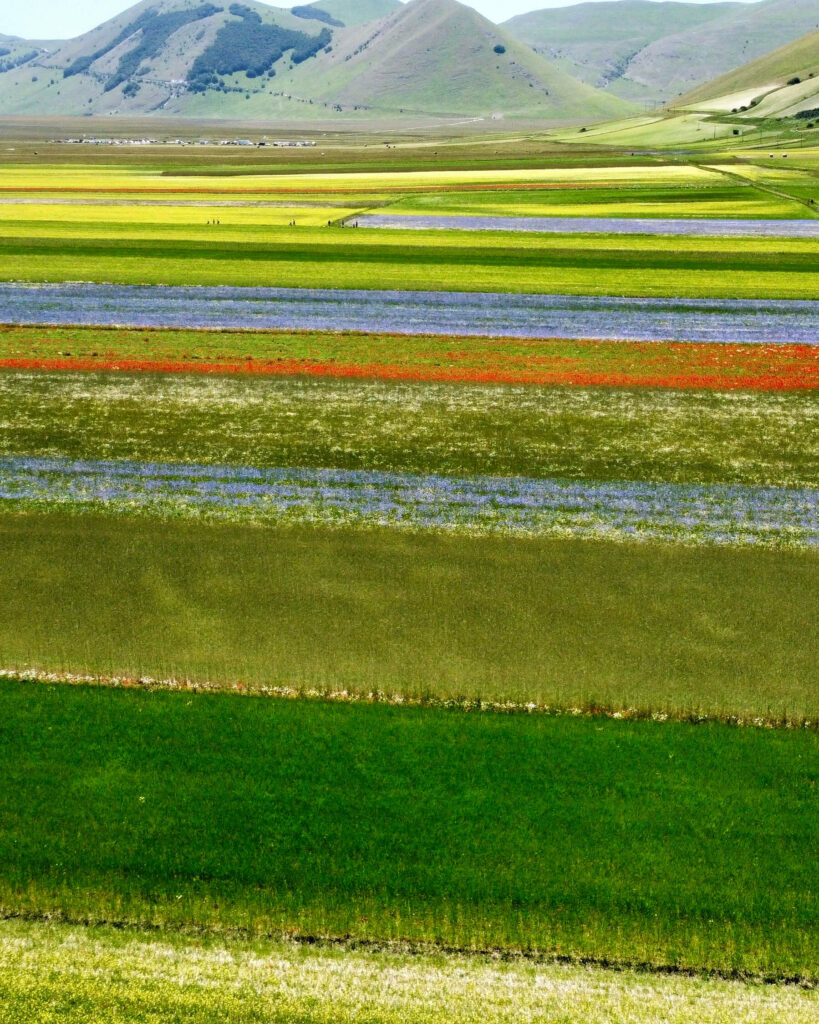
[0,283,815,344]
[1,919,817,1024]
[358,213,819,237]
[1,457,814,547]
[3,515,815,716]
[0,681,816,976]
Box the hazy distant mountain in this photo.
[678,28,819,119]
[0,0,634,122]
[505,0,819,105]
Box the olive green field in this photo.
[1,514,816,718]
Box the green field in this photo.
[1,919,817,1024]
[1,514,815,718]
[0,230,815,297]
[387,183,813,219]
[0,677,816,977]
[2,371,814,487]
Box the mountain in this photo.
[280,0,633,119]
[504,1,741,102]
[0,0,634,122]
[0,0,331,117]
[677,29,819,118]
[504,0,819,106]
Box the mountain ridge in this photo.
[0,0,634,122]
[505,0,819,105]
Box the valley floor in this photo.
[0,128,816,1019]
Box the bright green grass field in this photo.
[0,229,815,298]
[1,920,817,1024]
[1,514,816,718]
[2,372,815,487]
[0,677,816,978]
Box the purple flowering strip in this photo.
[0,457,815,548]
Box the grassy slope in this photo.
[505,0,739,52]
[0,0,336,118]
[2,919,818,1024]
[0,677,817,976]
[255,0,634,120]
[0,514,816,716]
[0,0,632,121]
[679,30,819,110]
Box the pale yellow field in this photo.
[1,920,816,1024]
[0,163,721,194]
[0,203,357,228]
[681,84,782,113]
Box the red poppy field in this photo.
[0,325,815,390]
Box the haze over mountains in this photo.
[505,0,819,106]
[679,28,819,119]
[0,0,816,122]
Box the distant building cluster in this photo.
[49,137,318,147]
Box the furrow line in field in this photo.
[0,909,814,988]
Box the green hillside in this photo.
[283,0,634,120]
[0,0,348,118]
[505,0,819,106]
[679,29,819,117]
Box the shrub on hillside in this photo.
[292,5,344,27]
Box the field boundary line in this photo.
[698,163,819,218]
[0,908,814,989]
[1,669,813,731]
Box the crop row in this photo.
[3,918,818,1024]
[1,329,816,389]
[2,457,814,548]
[358,214,819,237]
[1,283,815,343]
[4,372,814,487]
